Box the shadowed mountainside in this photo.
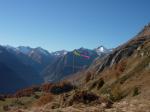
[43,48,110,82]
[1,24,150,112]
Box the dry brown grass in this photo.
[41,83,53,92]
[85,71,92,83]
[13,86,40,98]
[34,93,54,106]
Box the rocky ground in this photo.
[10,98,150,112]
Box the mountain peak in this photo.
[94,45,110,56]
[96,46,106,52]
[52,50,68,56]
[35,47,44,50]
[17,46,32,54]
[145,22,150,27]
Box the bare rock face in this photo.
[96,26,150,74]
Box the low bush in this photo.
[97,78,105,89]
[133,87,140,96]
[69,91,99,105]
[0,95,5,101]
[50,81,75,94]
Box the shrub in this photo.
[50,81,75,94]
[70,91,99,104]
[97,78,105,89]
[133,87,140,96]
[0,95,5,101]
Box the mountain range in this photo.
[0,24,150,112]
[0,45,110,93]
[43,47,104,82]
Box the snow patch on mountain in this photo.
[52,50,68,56]
[94,46,111,56]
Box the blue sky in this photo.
[0,0,150,51]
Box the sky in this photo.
[0,0,150,51]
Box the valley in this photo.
[0,24,150,112]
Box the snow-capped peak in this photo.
[94,46,110,56]
[52,50,68,56]
[96,46,106,52]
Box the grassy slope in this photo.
[0,92,42,112]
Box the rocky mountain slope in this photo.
[0,44,108,94]
[68,24,150,98]
[5,46,56,73]
[1,24,149,112]
[43,47,110,82]
[5,23,150,112]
